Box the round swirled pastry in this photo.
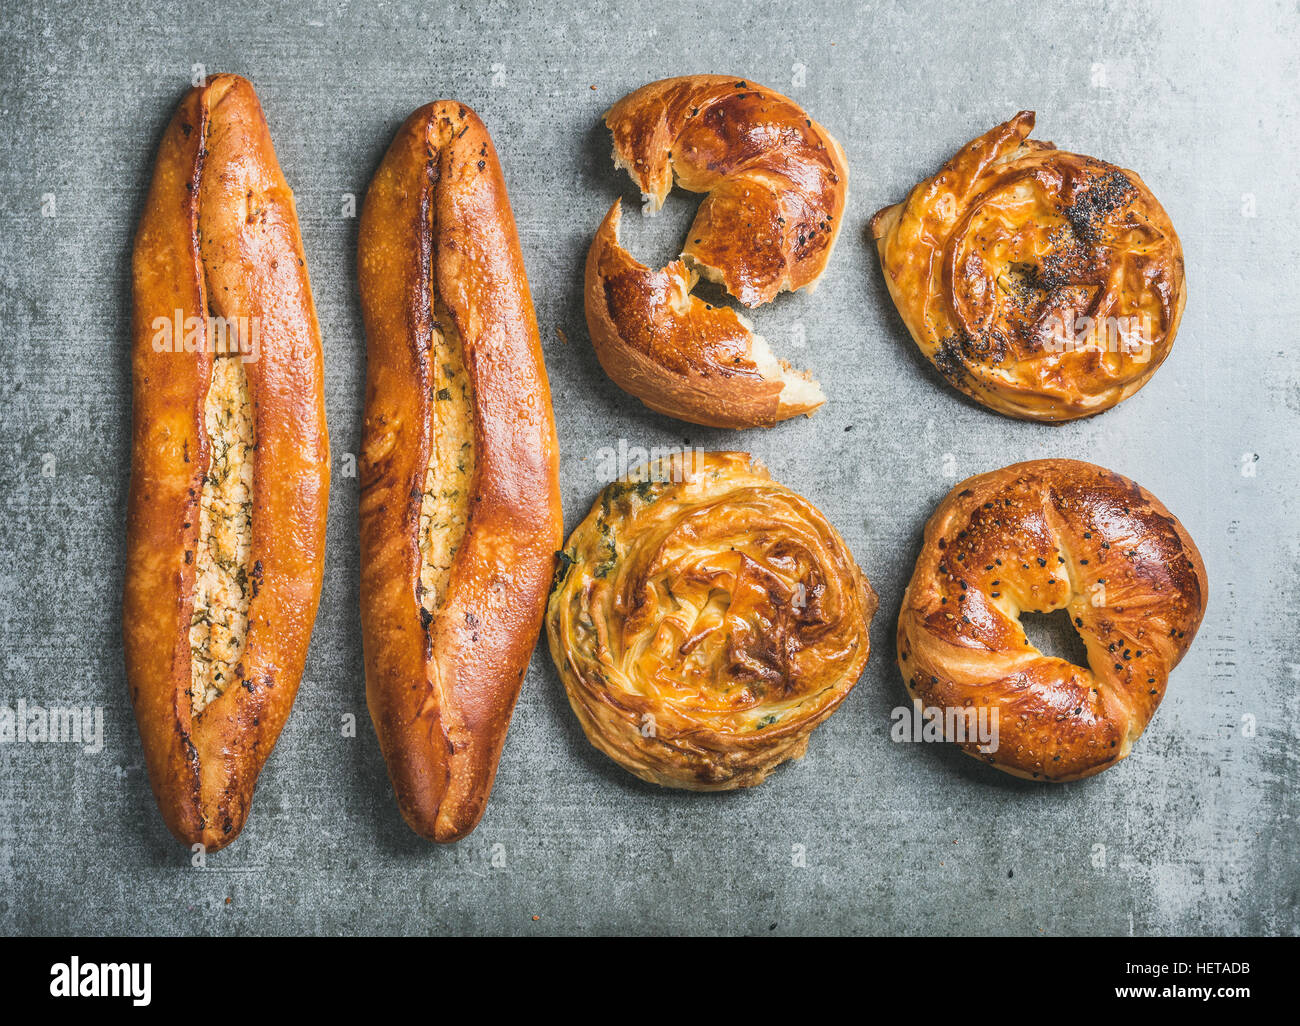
[871,111,1186,421]
[547,451,877,790]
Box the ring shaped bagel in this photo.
[871,112,1186,421]
[547,452,877,790]
[897,459,1207,781]
[585,76,849,429]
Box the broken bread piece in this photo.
[585,199,824,429]
[584,75,848,428]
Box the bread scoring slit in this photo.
[187,87,260,719]
[189,352,254,715]
[417,292,476,623]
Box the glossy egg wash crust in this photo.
[547,451,877,790]
[871,111,1186,421]
[189,355,254,715]
[358,101,563,843]
[124,73,330,852]
[584,76,849,429]
[897,459,1207,781]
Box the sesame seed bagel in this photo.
[897,459,1207,781]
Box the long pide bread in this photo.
[358,102,563,842]
[124,74,330,851]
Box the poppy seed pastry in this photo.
[871,112,1186,421]
[547,451,877,790]
[897,459,1208,780]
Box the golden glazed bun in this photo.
[547,451,877,790]
[897,459,1208,781]
[585,76,850,429]
[585,202,825,429]
[871,112,1186,421]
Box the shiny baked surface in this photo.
[897,459,1208,781]
[584,75,847,429]
[547,451,877,790]
[358,101,563,843]
[871,112,1186,421]
[124,74,330,851]
[606,75,850,306]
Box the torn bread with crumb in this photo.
[584,75,848,429]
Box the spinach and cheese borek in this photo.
[546,451,877,790]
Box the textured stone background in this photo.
[0,0,1296,936]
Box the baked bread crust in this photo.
[605,75,850,306]
[358,102,563,842]
[897,459,1208,780]
[585,76,849,428]
[123,74,330,851]
[585,200,823,429]
[871,112,1186,421]
[547,452,877,790]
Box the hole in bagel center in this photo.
[617,189,821,363]
[618,189,701,268]
[1018,608,1091,670]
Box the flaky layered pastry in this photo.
[897,459,1208,781]
[124,74,330,851]
[547,452,877,790]
[871,112,1186,421]
[359,102,563,842]
[585,76,849,428]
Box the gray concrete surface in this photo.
[0,0,1296,936]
